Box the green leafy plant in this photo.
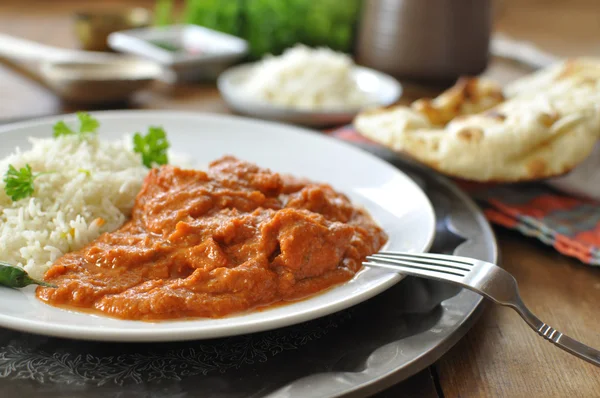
[158,0,362,59]
[183,0,242,36]
[155,0,175,26]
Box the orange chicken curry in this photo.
[37,157,387,320]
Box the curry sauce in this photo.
[36,157,387,320]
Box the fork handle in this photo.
[512,299,600,367]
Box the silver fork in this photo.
[364,251,600,367]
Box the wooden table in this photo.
[0,1,599,396]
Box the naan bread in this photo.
[355,58,600,182]
[411,77,505,126]
[505,57,600,98]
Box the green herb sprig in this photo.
[0,261,56,288]
[3,164,53,201]
[133,126,170,168]
[53,112,100,139]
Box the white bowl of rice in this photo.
[217,45,402,127]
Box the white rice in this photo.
[242,44,372,110]
[0,135,154,279]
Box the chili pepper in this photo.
[0,261,56,288]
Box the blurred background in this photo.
[0,0,599,120]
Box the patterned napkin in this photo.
[329,126,600,266]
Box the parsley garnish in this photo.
[133,126,170,168]
[52,112,100,138]
[3,164,52,201]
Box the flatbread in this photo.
[411,77,505,126]
[505,57,600,98]
[354,58,600,182]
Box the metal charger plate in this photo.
[0,141,498,398]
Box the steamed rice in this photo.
[242,44,372,110]
[0,135,150,279]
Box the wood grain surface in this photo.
[437,230,600,397]
[0,1,599,397]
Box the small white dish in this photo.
[217,63,403,127]
[0,111,434,342]
[108,24,248,81]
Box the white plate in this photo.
[217,63,402,126]
[0,111,434,342]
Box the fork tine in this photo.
[378,251,474,266]
[366,256,467,277]
[363,259,466,284]
[370,253,472,273]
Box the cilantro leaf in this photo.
[52,121,75,138]
[52,112,99,139]
[77,112,100,134]
[133,126,170,168]
[3,164,36,201]
[3,164,54,201]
